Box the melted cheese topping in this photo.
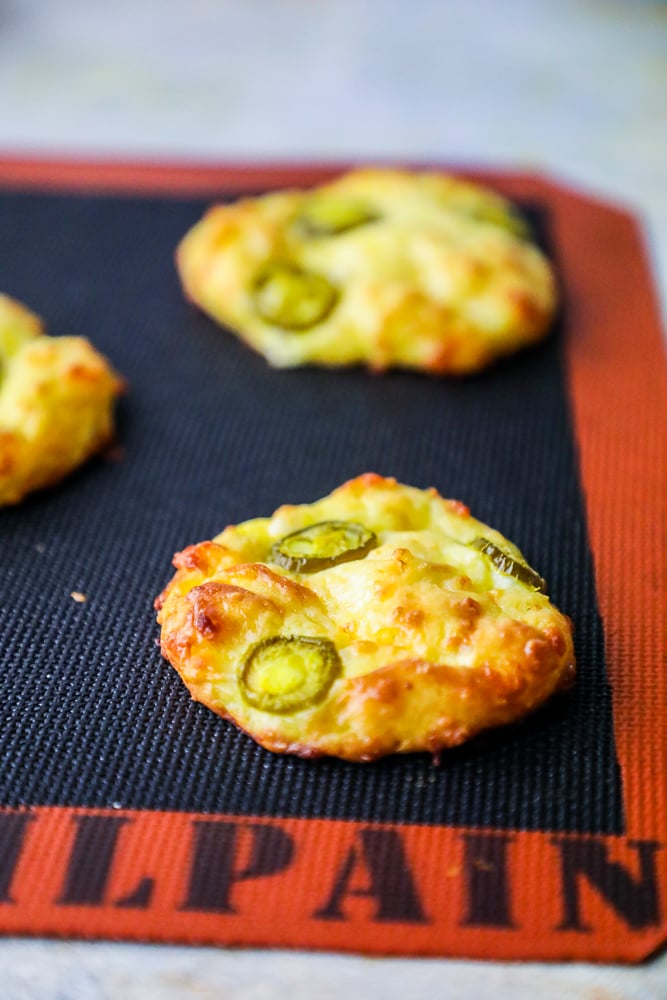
[157,475,575,761]
[177,168,556,373]
[0,294,123,506]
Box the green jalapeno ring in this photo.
[238,635,341,714]
[270,520,377,574]
[294,197,380,238]
[454,203,530,239]
[472,537,547,593]
[252,261,339,331]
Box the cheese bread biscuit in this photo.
[177,168,556,373]
[156,475,575,761]
[0,295,123,506]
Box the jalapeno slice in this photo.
[270,520,376,573]
[252,262,339,331]
[239,635,341,714]
[456,203,530,238]
[295,197,380,237]
[472,537,546,593]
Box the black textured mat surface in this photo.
[0,191,622,832]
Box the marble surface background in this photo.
[1,0,666,996]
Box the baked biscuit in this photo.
[0,294,123,506]
[156,474,575,761]
[177,168,556,373]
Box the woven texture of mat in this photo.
[0,165,664,962]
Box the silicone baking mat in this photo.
[0,160,664,962]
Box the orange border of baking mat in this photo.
[0,158,665,962]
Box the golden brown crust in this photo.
[0,294,124,506]
[156,475,575,761]
[176,168,556,374]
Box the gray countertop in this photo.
[1,1,666,996]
